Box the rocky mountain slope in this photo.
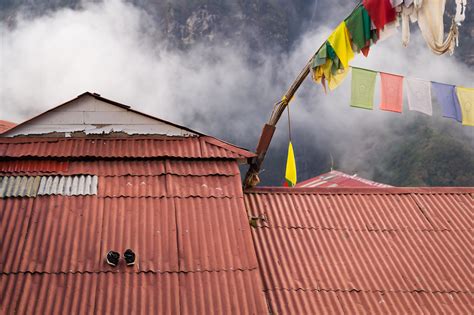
[2,0,471,64]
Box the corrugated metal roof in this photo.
[2,194,258,274]
[244,187,474,314]
[0,175,98,198]
[0,270,267,315]
[1,153,268,313]
[0,136,255,160]
[265,290,473,314]
[296,170,392,188]
[0,97,263,313]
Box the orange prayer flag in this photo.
[379,72,404,113]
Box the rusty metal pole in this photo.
[243,59,312,189]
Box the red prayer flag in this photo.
[363,0,396,30]
[380,72,404,113]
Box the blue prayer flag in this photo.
[431,82,462,122]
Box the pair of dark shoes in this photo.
[106,249,135,267]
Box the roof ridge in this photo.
[245,187,474,194]
[263,288,472,294]
[200,136,255,159]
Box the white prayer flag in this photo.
[406,78,433,116]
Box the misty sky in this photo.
[1,0,473,184]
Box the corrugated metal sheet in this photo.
[38,175,98,196]
[0,271,267,315]
[175,197,258,272]
[1,195,258,274]
[165,160,240,176]
[0,273,180,314]
[178,270,267,314]
[167,174,243,198]
[97,175,242,198]
[0,160,69,174]
[0,159,239,176]
[0,196,176,273]
[67,159,240,176]
[0,176,41,197]
[0,175,97,198]
[1,174,240,199]
[244,187,474,314]
[0,136,255,159]
[296,170,392,188]
[265,290,473,315]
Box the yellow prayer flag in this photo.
[285,141,297,187]
[456,87,474,126]
[328,68,350,91]
[312,60,350,91]
[328,21,355,69]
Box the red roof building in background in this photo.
[1,93,472,314]
[0,120,17,134]
[296,170,392,188]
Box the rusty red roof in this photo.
[0,136,255,160]
[244,187,474,314]
[1,152,266,314]
[296,170,392,188]
[2,271,266,314]
[0,159,239,176]
[0,120,16,134]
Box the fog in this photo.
[1,0,472,184]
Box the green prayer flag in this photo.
[351,67,377,110]
[345,6,373,52]
[345,7,365,51]
[326,42,344,74]
[312,43,327,69]
[326,42,337,60]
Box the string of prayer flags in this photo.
[406,78,433,116]
[351,67,377,110]
[431,82,462,122]
[380,73,404,113]
[456,87,474,126]
[284,141,297,187]
[347,66,472,127]
[310,0,466,93]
